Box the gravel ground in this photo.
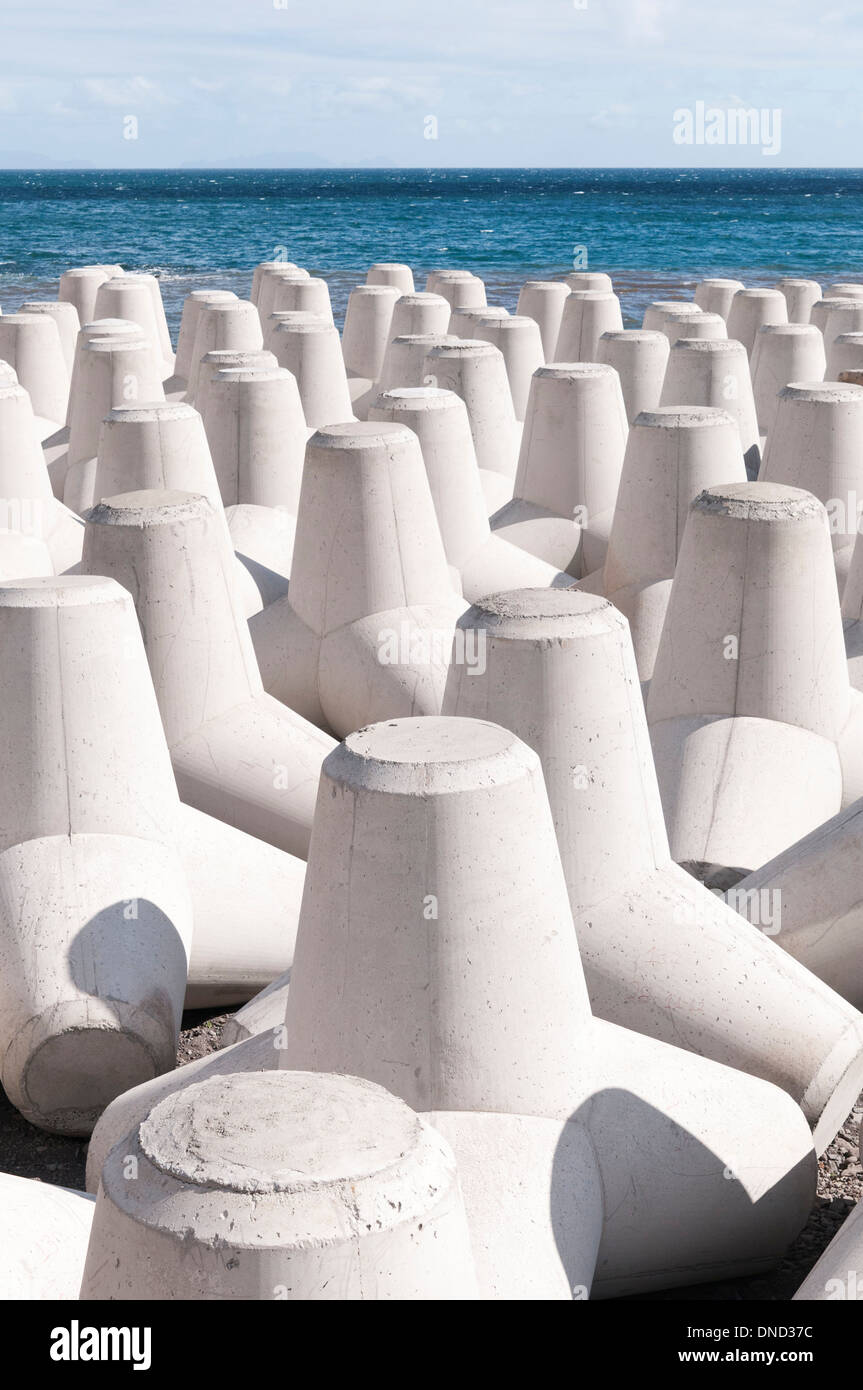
[0,1006,858,1301]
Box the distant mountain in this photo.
[0,152,96,169]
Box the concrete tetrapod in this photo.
[0,313,69,437]
[368,387,570,600]
[596,329,669,424]
[93,276,174,380]
[64,336,166,513]
[81,490,335,857]
[367,262,415,294]
[813,298,863,348]
[249,422,466,736]
[186,301,263,404]
[793,1199,863,1299]
[660,337,761,476]
[565,271,613,292]
[726,797,863,1013]
[193,347,277,423]
[555,290,623,362]
[516,280,570,361]
[19,301,80,375]
[254,265,309,324]
[171,290,238,394]
[642,300,702,332]
[473,315,544,420]
[283,715,815,1295]
[0,576,193,1134]
[432,272,487,311]
[377,331,458,392]
[693,278,745,319]
[0,382,84,573]
[58,267,111,326]
[490,363,628,578]
[726,287,788,358]
[389,292,451,340]
[81,1071,479,1301]
[750,326,827,437]
[250,260,303,306]
[842,530,863,689]
[271,319,354,427]
[272,275,334,325]
[0,1173,94,1299]
[759,382,863,595]
[422,339,520,488]
[647,483,863,881]
[92,401,223,510]
[448,305,508,339]
[443,593,863,1154]
[341,284,400,381]
[595,406,747,682]
[202,366,307,513]
[827,332,863,382]
[776,278,822,324]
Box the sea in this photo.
[0,167,861,335]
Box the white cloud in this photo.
[80,76,174,107]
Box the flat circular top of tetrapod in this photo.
[91,489,213,527]
[778,277,821,287]
[700,278,744,286]
[20,300,76,314]
[670,337,746,354]
[633,404,737,430]
[475,314,535,332]
[268,310,325,324]
[534,362,618,380]
[424,339,498,358]
[835,332,863,345]
[600,328,666,342]
[462,586,627,641]
[779,380,863,403]
[200,348,276,366]
[756,322,821,336]
[394,292,448,307]
[348,284,400,298]
[139,1071,425,1195]
[256,260,299,271]
[309,420,417,451]
[63,265,111,277]
[370,262,411,271]
[213,365,291,385]
[392,332,459,347]
[273,318,333,337]
[82,317,142,335]
[565,289,618,302]
[333,715,539,793]
[373,386,460,412]
[187,289,238,301]
[732,287,786,300]
[0,312,54,327]
[431,270,476,281]
[83,335,150,355]
[815,297,856,309]
[0,574,127,608]
[105,401,199,424]
[201,299,256,315]
[101,273,147,286]
[826,283,863,296]
[648,299,701,312]
[693,481,825,521]
[521,280,570,292]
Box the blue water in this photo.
[1,168,862,335]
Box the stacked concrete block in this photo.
[555,290,623,361]
[19,301,80,375]
[367,262,415,294]
[0,313,69,438]
[186,301,263,404]
[0,381,84,573]
[272,318,354,427]
[171,290,238,394]
[472,315,544,420]
[726,288,788,358]
[828,332,863,382]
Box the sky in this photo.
[1,0,862,168]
